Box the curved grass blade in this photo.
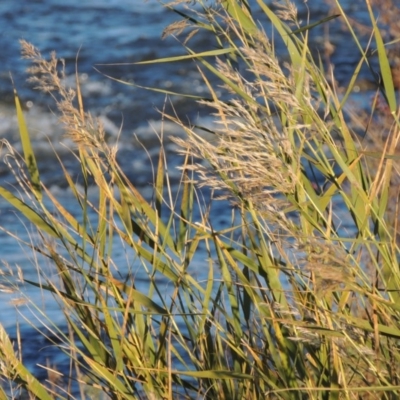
[13,88,42,201]
[133,48,237,65]
[220,0,257,35]
[0,324,54,400]
[0,187,57,237]
[94,67,205,99]
[366,0,396,113]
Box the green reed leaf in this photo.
[366,0,396,113]
[155,147,165,218]
[0,387,7,400]
[291,14,340,35]
[13,88,42,201]
[0,187,57,237]
[220,0,257,35]
[84,358,133,396]
[174,369,253,380]
[134,48,237,65]
[0,324,53,400]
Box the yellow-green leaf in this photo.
[14,88,42,201]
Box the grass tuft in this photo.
[1,0,400,398]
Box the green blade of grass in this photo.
[291,15,340,35]
[366,0,397,113]
[177,167,192,253]
[133,48,237,65]
[173,369,253,380]
[0,187,57,237]
[155,147,165,218]
[84,357,134,396]
[13,88,42,201]
[220,0,257,35]
[0,324,54,400]
[255,0,302,68]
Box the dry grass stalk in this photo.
[172,43,302,212]
[20,40,114,159]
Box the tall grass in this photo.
[1,0,400,398]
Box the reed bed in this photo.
[1,0,400,398]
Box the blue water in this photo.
[0,0,383,394]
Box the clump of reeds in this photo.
[1,0,400,399]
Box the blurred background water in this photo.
[0,0,383,391]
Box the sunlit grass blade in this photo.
[366,0,396,113]
[0,387,7,400]
[220,0,257,35]
[177,161,193,254]
[13,88,42,201]
[0,324,54,400]
[0,187,57,237]
[133,48,237,65]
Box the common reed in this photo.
[1,0,400,399]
